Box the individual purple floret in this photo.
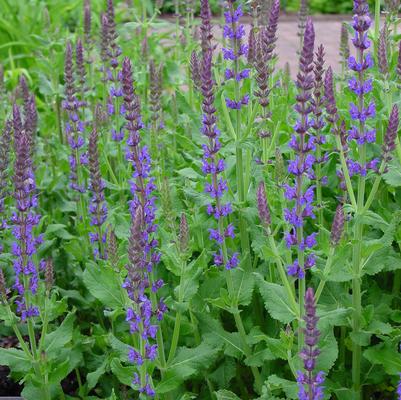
[63,41,87,194]
[88,128,108,259]
[11,104,43,320]
[297,287,325,400]
[199,48,238,270]
[121,56,164,396]
[284,18,316,279]
[223,0,249,110]
[346,0,378,177]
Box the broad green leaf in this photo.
[0,347,31,372]
[197,313,244,358]
[44,312,75,358]
[256,276,296,324]
[364,343,401,374]
[83,262,127,308]
[267,375,298,399]
[209,358,236,388]
[110,358,136,386]
[157,342,220,393]
[87,358,108,390]
[231,267,255,306]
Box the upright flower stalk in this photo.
[284,18,316,352]
[254,0,280,164]
[199,44,262,391]
[11,104,43,321]
[311,44,326,225]
[88,128,108,259]
[347,2,377,395]
[223,0,251,266]
[297,288,325,400]
[63,41,87,196]
[201,50,238,271]
[121,57,166,397]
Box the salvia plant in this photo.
[1,0,401,399]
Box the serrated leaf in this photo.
[230,268,255,306]
[209,358,236,388]
[197,313,244,358]
[267,375,298,399]
[83,263,127,308]
[157,342,219,393]
[0,347,31,372]
[256,276,296,324]
[364,343,401,374]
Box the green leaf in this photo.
[383,159,401,187]
[256,276,296,324]
[215,390,241,400]
[109,334,131,362]
[231,267,255,306]
[267,375,298,399]
[0,347,31,372]
[83,263,127,308]
[197,313,244,358]
[157,342,220,393]
[209,358,236,388]
[44,312,75,358]
[87,358,108,390]
[110,358,136,386]
[364,343,401,374]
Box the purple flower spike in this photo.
[121,56,162,397]
[200,48,238,268]
[284,18,316,280]
[88,128,108,259]
[11,104,42,319]
[63,41,87,194]
[257,181,271,227]
[200,0,213,57]
[382,105,399,166]
[330,204,345,246]
[297,287,325,399]
[345,0,377,177]
[223,0,249,110]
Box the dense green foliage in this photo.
[1,0,401,400]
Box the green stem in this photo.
[167,258,186,363]
[315,247,336,303]
[335,135,358,209]
[352,144,366,399]
[267,233,299,318]
[225,270,263,393]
